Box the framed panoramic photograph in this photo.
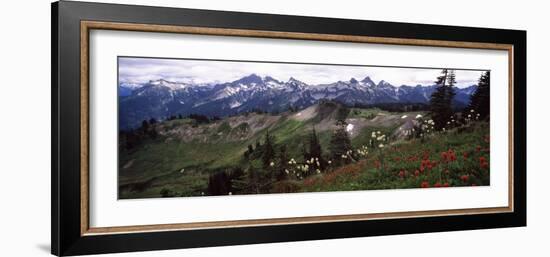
[52,1,526,256]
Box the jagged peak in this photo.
[377,80,393,87]
[361,76,374,82]
[233,73,264,84]
[287,77,305,84]
[264,76,280,83]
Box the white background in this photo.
[0,0,546,256]
[90,30,509,228]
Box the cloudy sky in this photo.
[118,57,486,88]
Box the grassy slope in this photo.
[119,107,489,198]
[119,109,367,198]
[301,122,490,192]
[119,115,312,198]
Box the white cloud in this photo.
[118,57,485,88]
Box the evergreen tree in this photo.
[248,166,260,194]
[308,127,322,158]
[429,69,456,130]
[140,120,150,132]
[262,130,276,168]
[329,121,352,165]
[276,145,289,181]
[301,142,308,162]
[244,144,254,159]
[148,125,158,139]
[207,171,231,196]
[306,127,325,170]
[468,71,490,119]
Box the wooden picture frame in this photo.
[52,1,526,256]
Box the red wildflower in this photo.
[398,170,405,178]
[460,175,470,183]
[463,152,469,160]
[444,169,450,175]
[421,181,430,188]
[440,149,456,162]
[479,157,489,169]
[449,150,457,161]
[434,182,442,187]
[414,170,420,177]
[420,159,434,171]
[443,182,450,187]
[476,145,481,152]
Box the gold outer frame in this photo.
[80,20,514,236]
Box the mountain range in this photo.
[119,74,477,129]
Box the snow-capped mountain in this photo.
[119,74,477,129]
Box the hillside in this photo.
[118,101,442,198]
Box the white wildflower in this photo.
[401,115,408,119]
[270,162,275,167]
[416,114,423,119]
[379,144,384,148]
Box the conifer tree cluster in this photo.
[302,127,326,171]
[262,130,276,168]
[329,121,353,165]
[468,71,490,119]
[429,69,456,130]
